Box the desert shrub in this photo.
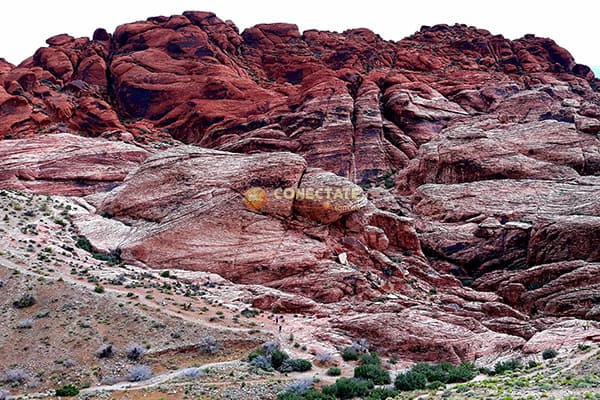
[127,365,152,382]
[305,391,335,400]
[327,367,342,376]
[75,237,93,252]
[160,270,171,278]
[283,379,313,395]
[17,319,34,329]
[251,355,272,370]
[271,349,290,370]
[542,348,558,360]
[241,308,260,318]
[315,352,334,365]
[322,378,371,399]
[493,359,522,375]
[354,364,391,384]
[182,368,204,379]
[55,384,80,396]
[342,346,359,361]
[578,344,592,352]
[13,294,36,308]
[395,371,427,391]
[126,343,146,361]
[263,341,280,354]
[277,392,302,400]
[2,369,28,384]
[527,360,540,368]
[281,359,312,372]
[359,353,381,365]
[412,362,477,384]
[352,338,369,352]
[94,284,105,294]
[199,335,218,354]
[366,388,399,400]
[96,344,114,359]
[0,280,5,288]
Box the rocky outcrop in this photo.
[1,12,600,363]
[330,309,525,363]
[0,133,149,195]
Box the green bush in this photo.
[303,390,336,400]
[342,347,359,361]
[542,348,558,360]
[427,380,446,390]
[271,349,290,370]
[55,384,80,396]
[277,394,302,400]
[412,362,477,384]
[286,359,312,372]
[493,359,522,375]
[359,353,381,365]
[248,351,261,361]
[353,364,391,385]
[94,284,105,294]
[365,388,398,400]
[327,367,342,376]
[322,378,371,399]
[395,371,427,391]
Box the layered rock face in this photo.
[1,12,600,362]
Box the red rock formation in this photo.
[1,12,599,361]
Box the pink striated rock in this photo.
[0,133,149,195]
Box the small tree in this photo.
[327,367,342,376]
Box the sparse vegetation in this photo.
[327,367,342,376]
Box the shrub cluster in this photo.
[249,342,312,373]
[395,362,478,391]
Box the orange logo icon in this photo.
[244,187,267,211]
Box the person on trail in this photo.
[275,316,279,324]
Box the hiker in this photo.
[275,316,279,324]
